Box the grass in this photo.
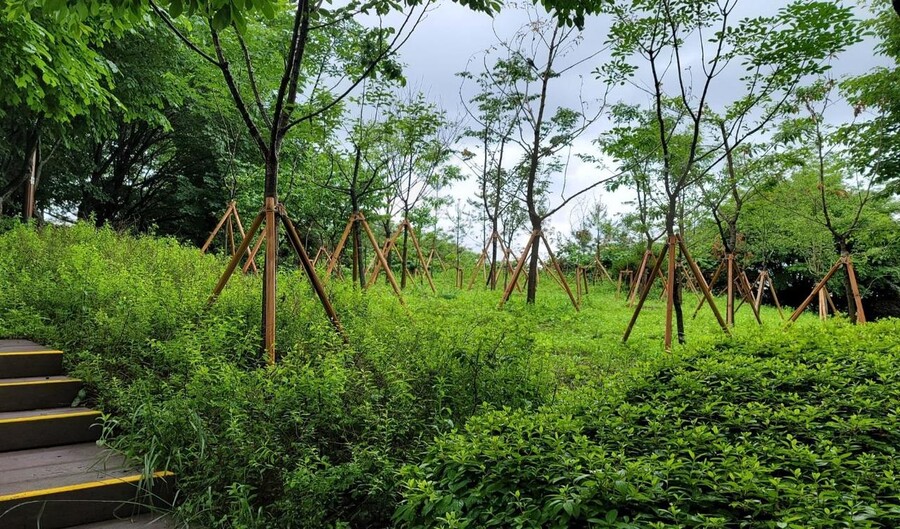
[0,222,882,528]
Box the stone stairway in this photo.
[0,340,176,528]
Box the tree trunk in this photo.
[400,219,410,289]
[488,219,499,290]
[839,242,857,323]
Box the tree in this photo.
[606,0,860,347]
[458,57,526,289]
[383,92,459,289]
[483,7,610,305]
[0,2,127,218]
[103,0,496,361]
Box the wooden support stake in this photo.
[787,256,845,323]
[404,220,437,293]
[623,242,669,343]
[263,198,277,365]
[279,206,347,343]
[499,231,539,309]
[693,260,725,319]
[326,214,356,279]
[208,211,265,303]
[232,205,258,274]
[678,235,730,335]
[359,215,405,305]
[845,253,866,323]
[202,202,235,253]
[628,250,652,305]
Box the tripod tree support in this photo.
[467,231,515,290]
[206,200,347,365]
[593,257,614,283]
[498,230,579,311]
[324,212,405,304]
[201,200,258,274]
[623,234,730,351]
[366,220,435,293]
[753,270,785,319]
[787,253,865,324]
[692,254,760,326]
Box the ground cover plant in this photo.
[3,223,896,528]
[396,320,900,528]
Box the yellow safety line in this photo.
[0,350,62,356]
[0,471,175,502]
[0,378,80,387]
[0,410,100,424]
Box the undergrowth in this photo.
[2,223,893,528]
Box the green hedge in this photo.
[396,321,900,528]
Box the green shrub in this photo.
[1,223,661,528]
[396,321,900,528]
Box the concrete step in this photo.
[0,443,175,529]
[0,408,102,452]
[0,376,83,412]
[0,349,63,379]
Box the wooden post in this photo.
[628,250,652,305]
[540,233,579,311]
[677,235,730,335]
[787,256,845,323]
[623,241,669,343]
[404,220,437,294]
[232,205,258,274]
[359,215,405,304]
[208,211,265,303]
[202,202,234,253]
[243,232,265,274]
[725,253,735,327]
[262,197,277,365]
[279,206,347,342]
[738,270,763,325]
[326,214,356,279]
[367,223,405,286]
[499,231,539,309]
[844,253,866,324]
[693,260,725,319]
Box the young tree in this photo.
[458,58,525,289]
[484,7,611,305]
[384,92,459,289]
[606,0,860,347]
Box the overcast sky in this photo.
[371,1,889,251]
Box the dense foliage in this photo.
[0,223,655,527]
[2,224,898,527]
[397,321,900,528]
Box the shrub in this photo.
[396,321,900,528]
